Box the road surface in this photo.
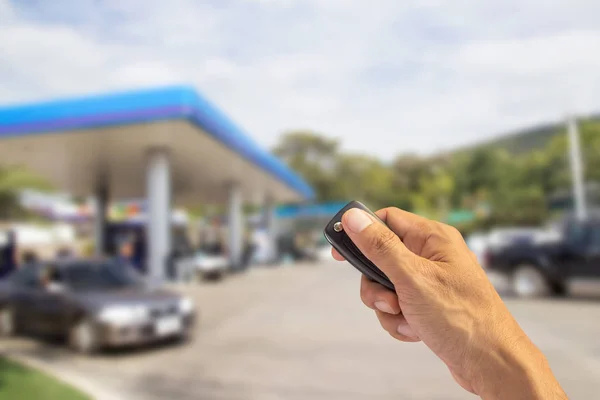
[2,262,600,399]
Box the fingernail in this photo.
[345,208,373,233]
[374,301,395,314]
[397,322,418,339]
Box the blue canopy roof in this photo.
[0,85,314,200]
[275,201,349,219]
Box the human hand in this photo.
[332,207,567,399]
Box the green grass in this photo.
[0,357,91,400]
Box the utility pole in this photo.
[567,115,587,221]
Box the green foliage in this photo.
[334,154,394,210]
[457,114,600,155]
[273,131,342,202]
[0,166,53,221]
[0,357,91,400]
[273,119,600,229]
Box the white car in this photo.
[466,228,550,269]
[465,232,490,268]
[486,227,546,249]
[194,251,229,281]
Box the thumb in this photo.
[341,208,416,284]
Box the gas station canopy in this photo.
[0,86,314,204]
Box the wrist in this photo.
[470,324,567,399]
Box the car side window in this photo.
[564,222,587,248]
[588,225,600,250]
[42,264,63,283]
[10,267,40,289]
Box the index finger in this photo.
[375,207,433,242]
[331,247,345,261]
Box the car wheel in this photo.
[0,307,17,337]
[69,319,100,354]
[552,282,568,297]
[174,327,192,344]
[512,265,550,298]
[203,271,224,282]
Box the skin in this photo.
[120,242,134,259]
[332,207,568,400]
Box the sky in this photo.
[1,0,600,160]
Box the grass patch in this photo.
[0,357,91,400]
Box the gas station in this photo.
[0,85,314,280]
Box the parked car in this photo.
[312,235,335,262]
[466,227,562,269]
[485,227,546,250]
[465,232,490,268]
[193,251,228,281]
[485,216,600,298]
[0,259,195,353]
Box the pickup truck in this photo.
[485,217,600,298]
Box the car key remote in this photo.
[323,200,395,291]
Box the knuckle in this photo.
[436,223,466,244]
[360,277,380,307]
[385,206,401,214]
[429,222,454,245]
[414,220,434,236]
[432,221,448,233]
[413,220,439,243]
[390,331,420,343]
[445,224,461,237]
[376,313,393,332]
[371,229,398,255]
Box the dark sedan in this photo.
[0,259,195,353]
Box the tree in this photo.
[335,154,395,209]
[580,121,600,183]
[389,154,431,211]
[485,186,548,227]
[418,166,456,219]
[273,131,342,202]
[271,118,600,228]
[391,154,429,192]
[0,166,53,220]
[457,148,506,195]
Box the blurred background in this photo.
[1,0,600,399]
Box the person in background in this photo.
[250,223,273,265]
[56,247,74,260]
[241,228,256,269]
[40,264,63,292]
[131,232,145,272]
[0,230,17,279]
[116,240,135,268]
[20,251,39,268]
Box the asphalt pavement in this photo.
[2,262,600,399]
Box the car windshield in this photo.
[64,261,142,291]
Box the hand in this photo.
[332,207,567,399]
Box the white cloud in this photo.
[114,62,183,86]
[1,0,600,159]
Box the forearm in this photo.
[474,329,568,400]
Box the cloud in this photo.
[1,0,600,159]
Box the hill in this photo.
[459,113,600,155]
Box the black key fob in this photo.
[324,200,395,291]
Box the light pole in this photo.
[567,115,587,221]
